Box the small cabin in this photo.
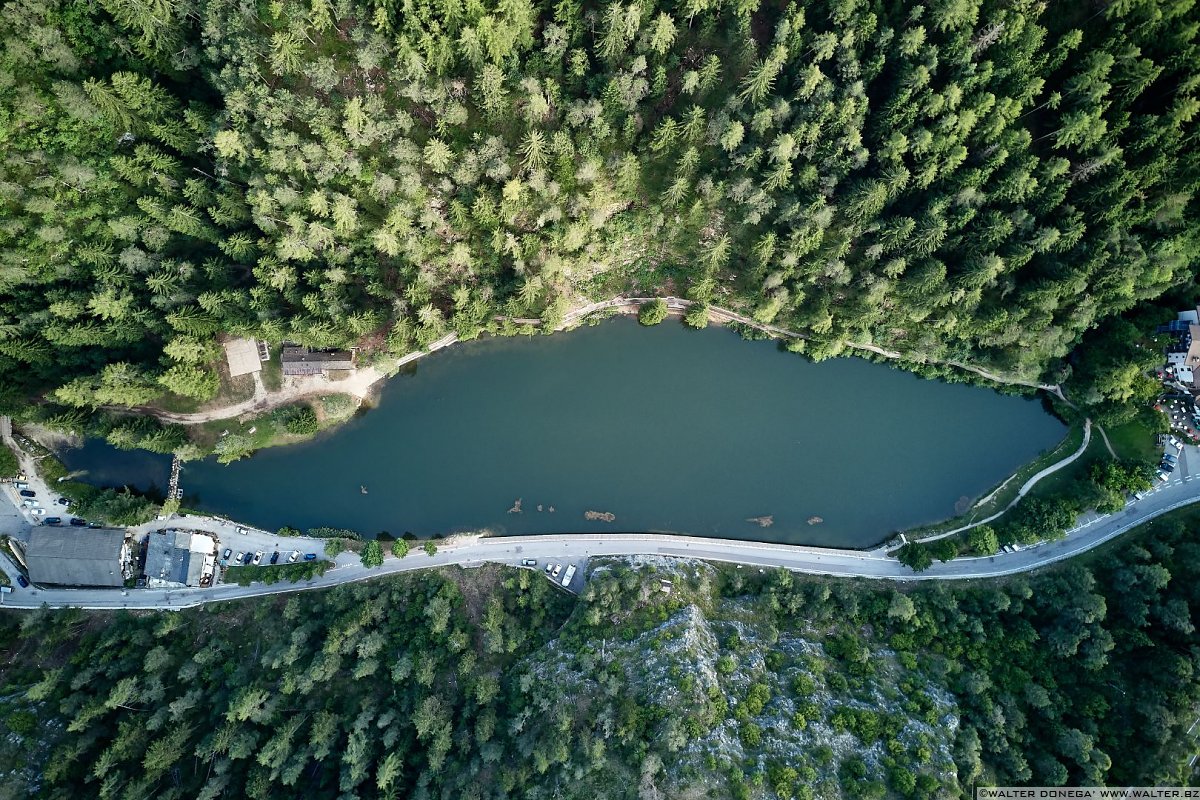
[281,346,354,376]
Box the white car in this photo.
[551,564,562,577]
[288,550,300,563]
[31,509,45,516]
[252,551,264,565]
[234,551,245,563]
[237,526,248,535]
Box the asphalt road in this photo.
[3,430,1198,610]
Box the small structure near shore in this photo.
[282,346,354,376]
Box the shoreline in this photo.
[124,295,1061,426]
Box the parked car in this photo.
[18,489,35,498]
[552,564,562,577]
[544,563,553,574]
[44,517,62,525]
[1163,453,1179,464]
[56,498,70,506]
[222,548,232,561]
[13,482,28,490]
[87,522,102,529]
[521,558,537,566]
[1158,471,1171,483]
[269,551,280,565]
[252,551,264,565]
[31,509,44,515]
[234,551,245,563]
[21,499,35,507]
[69,518,86,527]
[303,553,317,561]
[17,576,29,588]
[288,550,301,563]
[237,526,248,535]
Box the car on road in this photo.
[252,551,263,565]
[234,551,245,563]
[552,564,562,577]
[304,553,317,561]
[44,517,61,525]
[19,489,35,498]
[17,576,28,588]
[222,548,232,561]
[521,558,537,566]
[69,518,86,527]
[269,551,280,565]
[288,550,300,563]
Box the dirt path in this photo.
[132,296,1060,425]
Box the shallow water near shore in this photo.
[60,318,1067,547]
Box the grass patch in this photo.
[1103,408,1165,462]
[223,560,332,586]
[0,442,17,478]
[261,350,282,392]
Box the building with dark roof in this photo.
[25,528,128,587]
[144,529,217,588]
[281,346,354,376]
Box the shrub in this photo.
[392,539,410,558]
[638,299,669,325]
[361,540,384,568]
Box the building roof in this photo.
[224,338,262,377]
[145,529,215,587]
[26,528,126,587]
[281,346,353,374]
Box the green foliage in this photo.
[0,443,17,477]
[423,541,438,557]
[277,405,319,436]
[360,540,384,568]
[637,300,670,326]
[967,525,999,556]
[306,527,361,540]
[897,543,934,573]
[391,539,410,558]
[223,560,331,586]
[324,538,347,557]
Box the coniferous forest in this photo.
[0,0,1197,415]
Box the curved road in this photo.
[1,451,1197,609]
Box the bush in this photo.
[279,405,319,435]
[896,543,933,572]
[223,560,331,586]
[324,538,346,557]
[423,541,438,557]
[637,299,669,326]
[392,539,410,558]
[361,540,384,568]
[684,303,709,329]
[0,442,19,477]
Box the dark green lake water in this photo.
[61,319,1066,547]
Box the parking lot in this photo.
[508,544,587,593]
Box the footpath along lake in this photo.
[60,319,1067,547]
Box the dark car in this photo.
[17,576,29,588]
[69,518,86,527]
[18,490,35,498]
[304,553,317,561]
[242,552,254,564]
[44,517,62,525]
[56,497,70,506]
[221,548,232,561]
[87,522,102,529]
[269,551,280,565]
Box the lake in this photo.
[59,319,1067,547]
